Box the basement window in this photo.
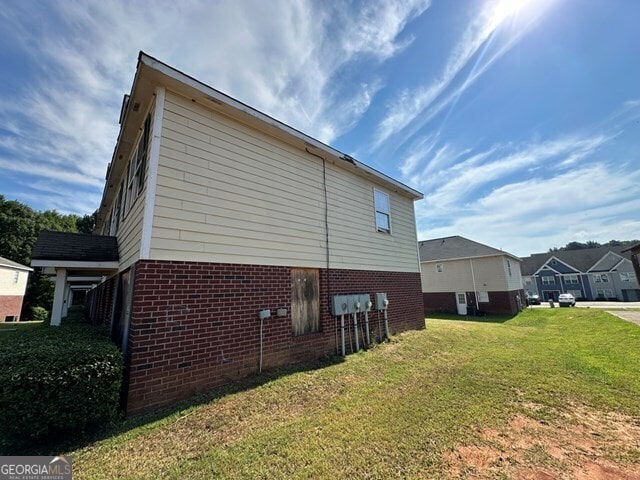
[374,189,391,234]
[291,268,320,336]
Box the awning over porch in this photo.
[31,231,119,326]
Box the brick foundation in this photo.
[423,289,525,316]
[125,260,424,415]
[0,295,24,321]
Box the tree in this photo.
[0,195,89,320]
[76,210,97,234]
[0,195,39,266]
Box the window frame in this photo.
[563,274,579,284]
[593,273,609,283]
[541,275,555,285]
[620,272,636,282]
[123,113,152,218]
[436,263,443,273]
[373,188,391,234]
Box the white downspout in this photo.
[470,258,480,311]
[140,86,165,260]
[340,314,346,356]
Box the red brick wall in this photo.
[423,290,525,316]
[125,260,424,415]
[0,295,24,321]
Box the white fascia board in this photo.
[533,264,561,275]
[140,87,165,259]
[30,260,119,269]
[139,52,424,201]
[544,255,581,273]
[0,262,33,272]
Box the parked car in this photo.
[558,293,576,307]
[526,293,541,305]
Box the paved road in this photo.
[530,301,640,309]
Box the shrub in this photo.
[0,322,123,453]
[30,306,49,322]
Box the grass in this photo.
[68,308,640,479]
[0,320,43,333]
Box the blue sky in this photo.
[0,0,638,256]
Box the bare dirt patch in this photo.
[445,403,640,479]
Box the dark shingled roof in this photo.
[31,231,119,262]
[418,235,519,263]
[520,245,632,276]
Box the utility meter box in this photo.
[331,295,351,316]
[359,294,372,312]
[350,295,362,312]
[375,292,389,310]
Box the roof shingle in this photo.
[418,236,519,262]
[31,231,119,262]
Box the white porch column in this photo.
[51,268,68,326]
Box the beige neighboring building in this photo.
[0,256,32,322]
[419,236,525,316]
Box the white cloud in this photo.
[417,133,609,209]
[0,0,429,212]
[416,160,640,256]
[373,0,556,148]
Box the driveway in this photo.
[606,310,640,327]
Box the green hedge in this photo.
[0,320,123,453]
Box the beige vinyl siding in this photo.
[0,267,29,296]
[504,258,524,291]
[117,192,145,271]
[421,255,522,292]
[150,91,419,272]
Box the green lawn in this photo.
[71,308,640,479]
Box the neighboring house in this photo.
[622,243,640,284]
[31,52,425,416]
[520,246,640,302]
[0,256,32,322]
[419,236,524,316]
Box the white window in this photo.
[620,272,637,282]
[13,271,19,283]
[593,273,609,283]
[477,291,489,303]
[123,114,151,217]
[374,189,391,233]
[596,289,614,298]
[436,263,443,273]
[524,278,532,285]
[542,275,555,285]
[563,274,579,284]
[567,289,583,299]
[110,187,124,236]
